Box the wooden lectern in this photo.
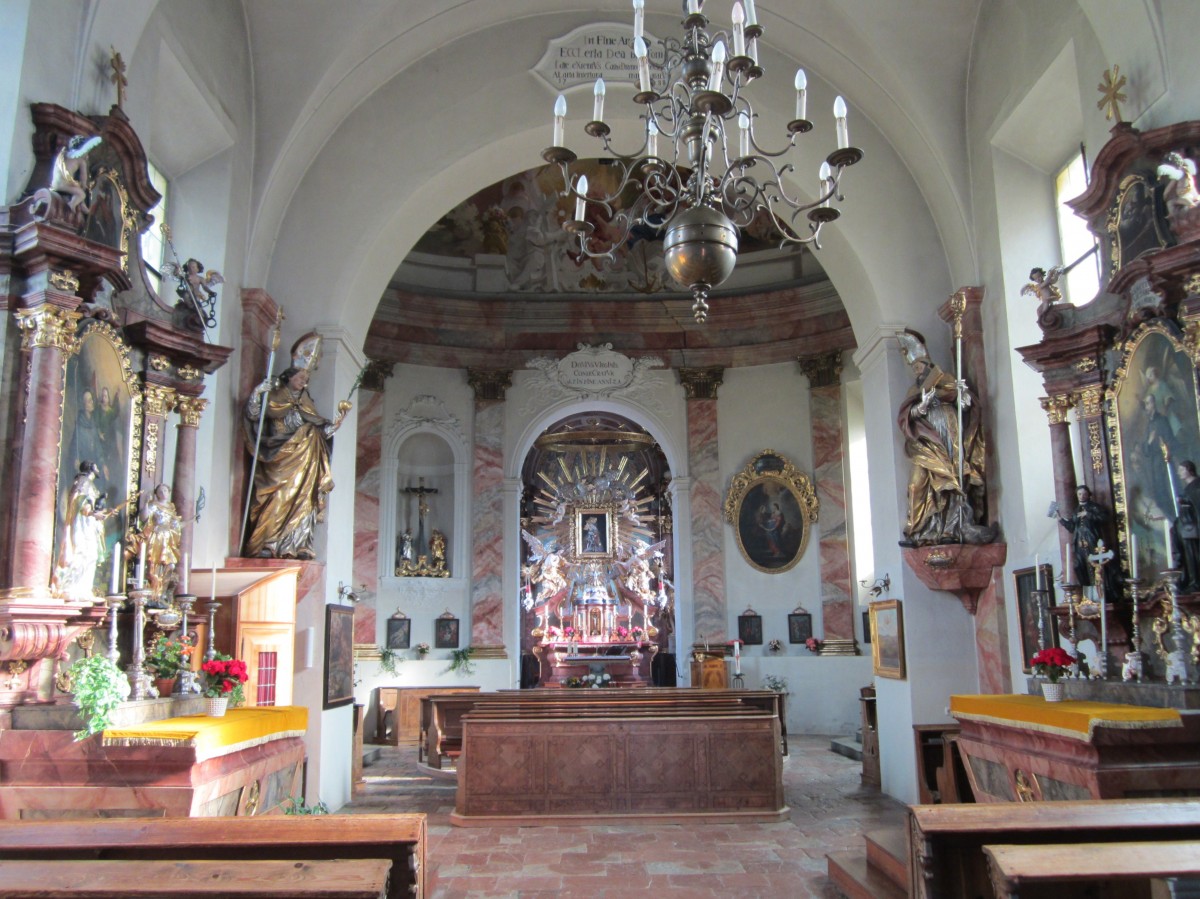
[690,650,729,689]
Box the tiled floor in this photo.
[343,736,907,898]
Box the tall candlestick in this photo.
[1131,533,1139,580]
[110,541,121,594]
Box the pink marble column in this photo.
[467,371,512,655]
[799,353,854,644]
[172,396,207,566]
[9,304,81,590]
[679,368,726,644]
[352,386,386,645]
[1041,395,1079,576]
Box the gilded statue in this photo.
[51,462,118,602]
[243,332,347,560]
[133,483,183,602]
[897,330,992,545]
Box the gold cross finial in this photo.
[110,47,128,109]
[1097,65,1127,123]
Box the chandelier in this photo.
[542,0,862,322]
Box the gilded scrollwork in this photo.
[177,364,203,381]
[1076,385,1105,418]
[14,305,82,353]
[49,269,80,293]
[1088,420,1105,472]
[142,383,176,418]
[175,396,208,428]
[1074,357,1098,373]
[149,355,171,372]
[1039,394,1074,425]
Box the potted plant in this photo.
[200,654,249,716]
[378,646,400,676]
[448,647,475,676]
[805,637,822,654]
[145,632,194,697]
[64,655,130,740]
[1030,647,1075,702]
[762,674,789,694]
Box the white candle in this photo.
[180,552,189,594]
[731,2,746,58]
[819,161,832,206]
[794,69,807,120]
[138,542,147,587]
[635,37,650,93]
[834,96,849,149]
[592,77,606,123]
[734,643,742,676]
[1066,544,1073,582]
[647,120,659,158]
[110,541,121,594]
[632,0,644,39]
[552,93,566,147]
[574,175,588,221]
[707,41,726,91]
[1131,533,1139,580]
[687,0,701,13]
[744,0,757,26]
[1163,517,1173,568]
[738,112,751,158]
[1035,554,1042,591]
[210,567,217,602]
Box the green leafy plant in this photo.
[145,632,194,679]
[762,674,789,694]
[378,646,400,676]
[281,795,329,815]
[448,647,475,676]
[201,654,248,704]
[65,655,130,740]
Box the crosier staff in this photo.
[949,290,968,537]
[239,308,285,554]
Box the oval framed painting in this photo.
[724,450,819,574]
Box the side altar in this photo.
[533,641,657,687]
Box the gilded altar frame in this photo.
[870,599,905,679]
[723,450,819,574]
[1106,319,1200,580]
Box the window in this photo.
[1054,152,1100,305]
[141,161,169,294]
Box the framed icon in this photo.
[870,599,905,679]
[386,614,411,650]
[323,604,355,710]
[724,451,820,574]
[435,615,460,649]
[738,607,763,645]
[576,509,614,559]
[788,610,813,644]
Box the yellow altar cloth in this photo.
[950,694,1182,742]
[103,706,307,761]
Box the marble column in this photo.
[467,369,512,657]
[9,304,81,589]
[352,374,388,646]
[1041,394,1078,576]
[172,395,207,566]
[678,367,726,646]
[798,351,856,650]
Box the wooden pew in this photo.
[982,841,1200,899]
[0,858,392,899]
[909,799,1200,899]
[0,813,426,899]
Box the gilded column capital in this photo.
[678,366,724,399]
[1076,385,1105,418]
[797,351,844,389]
[467,369,513,401]
[175,396,209,428]
[13,305,81,353]
[1039,394,1075,425]
[143,383,177,418]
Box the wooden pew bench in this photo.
[0,858,392,899]
[982,840,1200,899]
[909,798,1200,899]
[0,813,427,899]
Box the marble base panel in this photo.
[954,712,1200,802]
[452,714,786,825]
[0,729,304,819]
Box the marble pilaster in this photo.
[352,390,385,645]
[1041,394,1079,577]
[679,368,726,645]
[172,396,207,566]
[468,371,511,654]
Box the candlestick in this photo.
[1035,554,1042,590]
[138,542,147,587]
[110,541,121,595]
[126,585,151,701]
[106,594,124,666]
[180,552,189,595]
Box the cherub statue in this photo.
[163,257,223,330]
[1021,265,1065,326]
[1158,151,1200,241]
[30,134,103,224]
[521,531,569,633]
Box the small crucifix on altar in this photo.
[404,477,439,559]
[1087,540,1115,678]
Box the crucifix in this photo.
[109,48,128,110]
[404,477,439,559]
[1087,540,1115,678]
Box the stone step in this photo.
[827,850,908,899]
[362,746,382,767]
[830,735,864,761]
[865,827,909,890]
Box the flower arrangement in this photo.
[805,637,822,654]
[566,673,612,688]
[763,674,789,693]
[415,642,430,658]
[201,655,248,703]
[563,625,576,639]
[768,638,784,653]
[145,632,194,679]
[1030,647,1076,683]
[616,625,631,641]
[631,626,645,641]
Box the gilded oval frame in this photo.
[723,450,819,574]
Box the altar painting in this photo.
[724,450,819,574]
[56,323,139,596]
[1108,321,1200,580]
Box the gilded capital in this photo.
[13,305,81,353]
[467,369,513,401]
[1076,385,1104,418]
[678,366,724,399]
[143,383,177,418]
[797,351,843,389]
[175,396,209,428]
[1039,394,1075,425]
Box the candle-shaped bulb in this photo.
[819,160,832,205]
[633,0,645,39]
[593,77,606,123]
[688,0,702,14]
[552,93,567,146]
[738,111,751,158]
[708,40,727,91]
[634,36,651,92]
[794,68,808,120]
[574,174,588,221]
[744,0,757,26]
[731,2,746,57]
[834,95,849,148]
[647,119,659,158]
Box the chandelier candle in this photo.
[633,0,644,39]
[707,41,726,91]
[593,78,606,124]
[744,0,757,26]
[819,161,832,206]
[834,95,849,148]
[795,69,807,120]
[731,3,746,58]
[635,37,651,92]
[553,94,566,147]
[575,175,588,222]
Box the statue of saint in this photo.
[1174,460,1200,591]
[136,483,183,602]
[51,462,117,601]
[430,530,447,571]
[897,330,992,545]
[243,332,347,560]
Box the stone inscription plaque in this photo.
[533,24,667,92]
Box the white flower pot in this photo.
[1041,681,1065,703]
[206,696,229,717]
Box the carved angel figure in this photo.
[521,531,569,632]
[50,135,102,212]
[1158,152,1200,216]
[163,257,223,328]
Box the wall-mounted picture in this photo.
[1109,173,1170,273]
[576,509,613,558]
[435,615,460,649]
[1014,564,1057,673]
[386,614,411,650]
[324,604,355,709]
[1109,321,1200,587]
[870,600,905,679]
[738,608,763,645]
[724,451,820,574]
[788,610,813,644]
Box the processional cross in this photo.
[404,477,439,557]
[109,48,128,110]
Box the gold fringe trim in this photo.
[102,729,306,761]
[952,710,1182,743]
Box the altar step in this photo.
[830,734,864,761]
[828,827,909,898]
